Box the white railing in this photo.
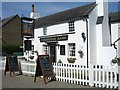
[53,63,118,89]
[91,65,118,89]
[0,56,36,76]
[0,57,118,89]
[20,61,36,76]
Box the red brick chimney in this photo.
[32,4,34,12]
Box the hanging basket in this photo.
[67,58,76,63]
[29,56,34,59]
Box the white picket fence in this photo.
[53,63,118,89]
[0,57,118,89]
[20,61,36,76]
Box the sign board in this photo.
[22,22,34,36]
[40,35,68,42]
[4,54,22,77]
[34,57,43,82]
[34,55,55,84]
[21,17,35,37]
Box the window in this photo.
[69,21,75,32]
[60,45,65,55]
[43,27,47,35]
[43,45,48,54]
[31,45,34,54]
[68,43,75,56]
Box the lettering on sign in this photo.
[40,35,68,42]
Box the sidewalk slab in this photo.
[2,71,116,90]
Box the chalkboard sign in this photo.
[34,57,43,82]
[34,55,55,84]
[5,54,21,77]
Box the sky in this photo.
[1,1,119,19]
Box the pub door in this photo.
[50,46,56,63]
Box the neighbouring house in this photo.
[1,14,23,55]
[23,1,120,66]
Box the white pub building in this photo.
[23,0,120,66]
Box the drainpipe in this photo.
[86,19,89,68]
[109,16,112,46]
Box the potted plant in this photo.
[81,32,86,42]
[29,56,34,59]
[58,59,62,63]
[67,57,76,63]
[78,50,84,58]
[111,57,120,65]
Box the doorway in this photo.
[50,46,56,63]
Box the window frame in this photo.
[68,43,76,57]
[60,45,65,55]
[42,44,48,54]
[69,21,75,32]
[43,27,47,35]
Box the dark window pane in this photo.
[60,45,65,55]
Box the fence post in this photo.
[118,64,120,90]
[89,64,94,87]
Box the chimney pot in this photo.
[32,4,34,12]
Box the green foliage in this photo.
[3,45,20,54]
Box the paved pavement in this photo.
[2,71,116,90]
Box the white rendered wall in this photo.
[119,24,120,57]
[96,24,116,66]
[47,23,68,35]
[88,5,97,65]
[34,28,43,55]
[34,20,87,65]
[49,23,69,64]
[102,1,110,46]
[111,23,120,57]
[74,21,87,65]
[96,0,110,46]
[96,0,104,16]
[96,24,103,65]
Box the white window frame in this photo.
[42,44,48,54]
[68,43,76,57]
[43,27,47,35]
[69,21,75,32]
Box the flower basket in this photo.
[117,57,120,65]
[67,58,76,63]
[22,57,27,61]
[111,57,120,65]
[29,56,34,59]
[78,50,84,58]
[111,59,118,64]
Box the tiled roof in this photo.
[109,12,120,23]
[96,12,120,24]
[1,14,19,27]
[35,2,96,28]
